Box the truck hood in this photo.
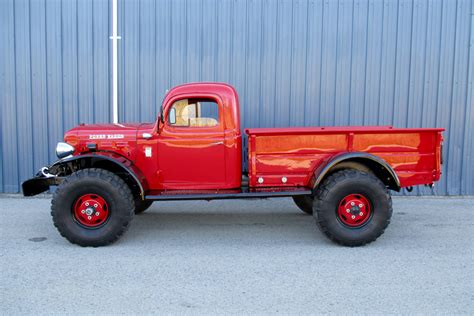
[64,123,152,160]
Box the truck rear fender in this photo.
[50,154,148,199]
[311,153,401,193]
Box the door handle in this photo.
[211,141,224,146]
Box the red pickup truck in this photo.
[23,83,444,247]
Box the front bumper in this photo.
[22,167,63,196]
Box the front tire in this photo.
[313,169,392,247]
[51,168,135,247]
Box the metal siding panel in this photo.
[61,0,79,130]
[289,0,308,127]
[392,0,413,128]
[0,0,19,192]
[122,0,140,122]
[334,0,354,126]
[378,0,398,126]
[364,0,384,126]
[45,0,64,171]
[169,0,187,87]
[201,0,218,83]
[446,0,471,195]
[139,0,156,122]
[77,0,94,124]
[461,0,474,195]
[349,0,369,125]
[14,0,34,191]
[93,0,111,123]
[155,0,171,100]
[231,0,248,130]
[1,0,472,195]
[245,0,263,128]
[304,0,324,127]
[30,0,49,172]
[320,0,338,126]
[185,0,202,83]
[216,1,233,84]
[274,0,293,128]
[259,0,278,128]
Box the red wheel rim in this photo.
[73,194,109,227]
[337,194,372,227]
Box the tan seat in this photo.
[188,117,218,127]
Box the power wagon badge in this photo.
[89,134,125,140]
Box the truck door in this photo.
[157,96,226,189]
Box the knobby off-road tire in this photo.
[134,199,153,214]
[292,196,314,215]
[51,168,135,247]
[313,169,392,247]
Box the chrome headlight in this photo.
[56,142,75,159]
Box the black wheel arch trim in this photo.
[22,153,148,198]
[51,153,148,199]
[311,152,401,193]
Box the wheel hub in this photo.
[337,194,371,227]
[74,194,109,227]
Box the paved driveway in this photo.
[1,195,473,314]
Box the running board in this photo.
[145,188,312,201]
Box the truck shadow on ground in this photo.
[125,206,330,246]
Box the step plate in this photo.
[145,187,312,201]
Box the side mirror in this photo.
[169,108,176,125]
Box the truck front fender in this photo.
[50,153,148,199]
[311,152,401,192]
[22,153,148,198]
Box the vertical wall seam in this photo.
[303,0,310,126]
[391,0,400,126]
[12,0,20,189]
[333,0,340,125]
[28,0,35,173]
[376,0,385,124]
[362,0,370,125]
[419,1,430,127]
[405,0,415,127]
[272,0,279,128]
[258,0,265,128]
[445,0,459,194]
[288,0,295,124]
[459,0,473,194]
[76,0,80,123]
[318,0,325,126]
[348,0,355,124]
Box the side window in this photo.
[168,98,219,127]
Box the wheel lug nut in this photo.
[95,212,100,216]
[81,210,86,214]
[87,216,92,220]
[85,202,89,206]
[94,204,98,207]
[351,215,356,219]
[346,209,350,213]
[359,212,364,216]
[351,202,355,206]
[359,204,363,207]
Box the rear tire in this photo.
[313,169,392,247]
[292,196,313,215]
[51,168,135,247]
[134,199,153,214]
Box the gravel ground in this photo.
[0,195,473,315]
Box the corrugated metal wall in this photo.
[1,0,473,195]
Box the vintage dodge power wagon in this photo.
[23,83,444,247]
